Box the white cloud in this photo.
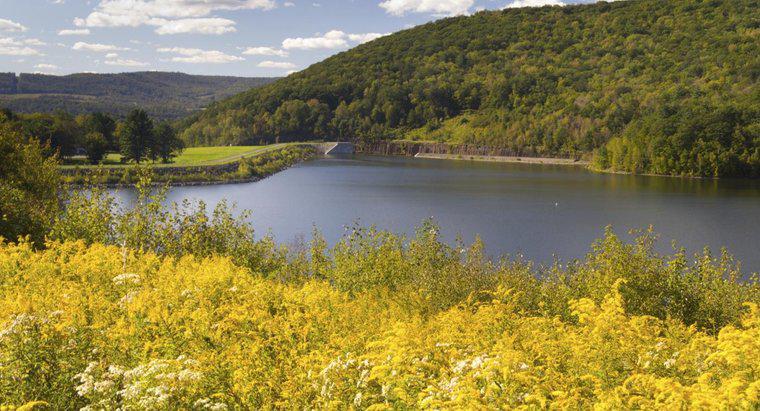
[105,52,119,58]
[74,0,274,34]
[153,17,236,35]
[283,30,347,50]
[283,1,295,6]
[1,37,46,46]
[504,0,565,8]
[0,37,43,56]
[157,47,244,63]
[35,63,59,71]
[347,32,388,44]
[0,18,28,32]
[242,46,288,57]
[379,0,474,16]
[0,46,40,56]
[282,30,388,50]
[105,57,149,67]
[257,60,296,69]
[23,38,46,46]
[72,41,129,52]
[58,28,91,36]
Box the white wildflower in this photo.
[112,272,140,286]
[119,290,138,307]
[94,380,115,393]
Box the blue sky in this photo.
[2,0,597,77]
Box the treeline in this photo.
[592,100,760,177]
[0,108,183,165]
[182,0,760,177]
[0,72,277,120]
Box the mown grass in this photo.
[61,145,277,168]
[61,145,316,186]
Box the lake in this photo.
[114,155,760,274]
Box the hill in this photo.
[0,72,277,120]
[181,0,760,177]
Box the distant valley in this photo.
[0,72,277,120]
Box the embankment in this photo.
[356,141,588,165]
[62,145,316,187]
[414,153,589,166]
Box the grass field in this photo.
[62,145,292,168]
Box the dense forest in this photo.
[0,72,276,120]
[182,0,760,177]
[0,108,183,165]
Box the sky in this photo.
[1,0,599,77]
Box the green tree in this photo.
[152,122,184,163]
[83,131,109,164]
[0,108,16,123]
[119,109,154,164]
[0,124,60,245]
[79,112,117,150]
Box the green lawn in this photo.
[62,145,292,168]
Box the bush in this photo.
[0,124,60,246]
[84,131,108,164]
[53,171,285,274]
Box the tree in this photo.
[152,122,184,163]
[0,108,16,123]
[84,131,109,164]
[119,109,154,164]
[79,112,117,150]
[50,111,82,158]
[0,123,60,246]
[17,112,83,158]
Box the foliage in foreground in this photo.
[0,124,60,245]
[0,238,757,409]
[0,183,757,409]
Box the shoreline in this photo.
[62,145,317,188]
[413,152,589,167]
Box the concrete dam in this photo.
[318,142,355,155]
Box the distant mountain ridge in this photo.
[0,72,277,120]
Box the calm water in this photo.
[114,155,760,273]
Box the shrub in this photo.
[0,124,60,246]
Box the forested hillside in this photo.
[0,72,276,120]
[182,0,760,177]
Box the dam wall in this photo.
[355,141,569,158]
[316,142,355,155]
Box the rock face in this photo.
[356,141,580,159]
